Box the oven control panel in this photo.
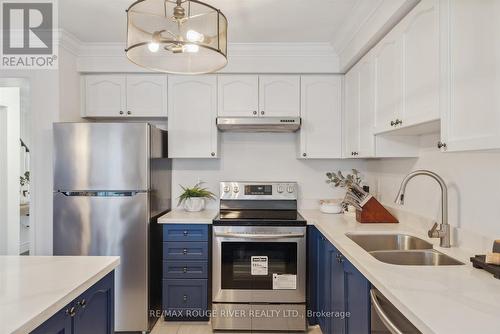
[220,182,298,200]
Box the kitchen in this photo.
[1,0,500,333]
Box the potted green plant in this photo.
[177,182,216,212]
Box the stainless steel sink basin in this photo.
[370,250,464,266]
[346,233,433,252]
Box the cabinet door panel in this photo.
[374,33,402,133]
[344,69,360,158]
[259,76,300,117]
[358,59,376,157]
[441,0,500,151]
[168,76,218,158]
[30,307,72,334]
[402,0,440,126]
[300,76,342,159]
[218,75,259,117]
[73,272,115,334]
[343,261,371,334]
[126,75,167,117]
[84,75,126,118]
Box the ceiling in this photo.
[60,0,366,47]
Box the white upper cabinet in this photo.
[373,30,403,133]
[168,75,218,158]
[84,75,126,118]
[259,75,300,117]
[82,74,167,118]
[401,0,440,126]
[299,76,342,159]
[344,70,360,158]
[218,75,259,117]
[126,75,167,117]
[440,0,500,152]
[357,59,376,157]
[344,59,376,158]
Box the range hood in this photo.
[216,117,301,132]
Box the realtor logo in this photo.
[1,0,58,69]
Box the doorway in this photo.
[0,79,31,255]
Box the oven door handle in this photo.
[214,232,305,239]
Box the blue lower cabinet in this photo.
[30,307,72,334]
[31,271,114,334]
[307,226,319,325]
[308,228,371,334]
[342,260,371,334]
[162,279,208,320]
[162,224,210,322]
[73,272,115,334]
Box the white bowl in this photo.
[319,200,343,214]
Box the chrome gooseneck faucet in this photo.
[394,170,451,248]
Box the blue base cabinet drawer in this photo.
[163,224,209,242]
[163,279,208,320]
[163,261,208,279]
[163,242,208,260]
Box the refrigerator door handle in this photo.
[59,191,144,197]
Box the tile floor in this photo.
[151,320,322,334]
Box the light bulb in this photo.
[148,42,160,53]
[183,44,200,53]
[186,30,204,43]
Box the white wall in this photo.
[366,133,500,246]
[0,88,20,255]
[0,106,7,254]
[172,132,367,210]
[0,72,59,255]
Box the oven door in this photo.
[212,226,306,303]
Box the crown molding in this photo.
[58,30,339,73]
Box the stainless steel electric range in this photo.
[212,182,307,332]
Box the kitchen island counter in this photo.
[0,256,119,334]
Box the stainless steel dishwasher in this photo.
[370,289,422,334]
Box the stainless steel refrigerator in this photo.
[53,122,171,332]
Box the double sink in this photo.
[346,233,464,266]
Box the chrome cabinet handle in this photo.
[253,111,257,115]
[127,111,131,115]
[261,111,265,115]
[211,152,216,157]
[215,232,305,239]
[119,111,124,115]
[78,299,86,308]
[183,295,188,302]
[302,153,307,157]
[437,141,447,149]
[390,120,396,126]
[183,230,188,236]
[66,306,77,317]
[182,249,188,255]
[183,267,188,273]
[370,289,404,334]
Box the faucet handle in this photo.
[428,222,439,238]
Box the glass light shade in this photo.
[126,0,228,74]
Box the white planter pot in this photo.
[183,197,206,212]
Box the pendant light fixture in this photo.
[126,0,228,74]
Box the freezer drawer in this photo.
[53,191,149,332]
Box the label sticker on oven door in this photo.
[251,256,268,275]
[272,274,297,290]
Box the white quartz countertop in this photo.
[300,210,500,334]
[0,256,120,334]
[158,209,217,224]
